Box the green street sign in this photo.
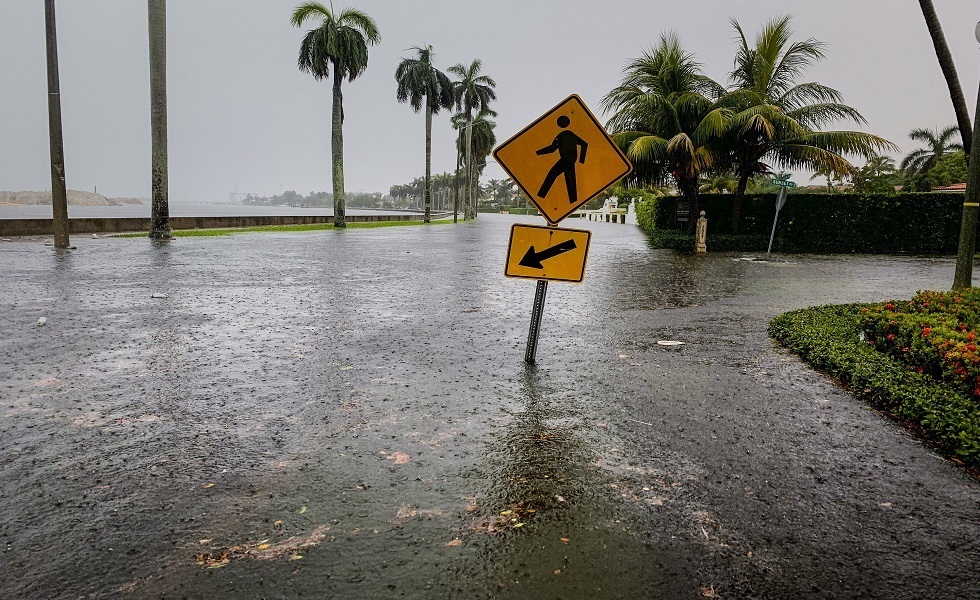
[770,179,796,188]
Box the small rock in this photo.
[150,293,168,299]
[37,317,47,327]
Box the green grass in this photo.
[112,219,454,238]
[769,304,980,469]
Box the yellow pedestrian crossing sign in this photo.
[493,94,633,225]
[505,223,592,283]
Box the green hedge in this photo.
[646,229,770,252]
[642,193,965,254]
[769,304,980,467]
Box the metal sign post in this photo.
[493,94,633,364]
[767,185,789,256]
[524,280,549,364]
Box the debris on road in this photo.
[37,317,47,327]
[386,451,411,465]
[194,525,330,568]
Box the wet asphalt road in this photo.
[1,214,978,600]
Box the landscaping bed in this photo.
[769,296,980,469]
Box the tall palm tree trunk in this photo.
[918,0,973,157]
[148,0,171,239]
[952,79,980,289]
[331,69,346,228]
[423,98,432,223]
[465,116,474,219]
[44,0,69,248]
[453,134,461,224]
[731,171,753,235]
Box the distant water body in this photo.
[0,203,425,220]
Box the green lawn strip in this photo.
[112,219,453,238]
[768,304,980,469]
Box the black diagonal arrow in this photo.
[519,239,578,269]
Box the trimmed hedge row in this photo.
[646,229,770,252]
[642,193,965,254]
[769,304,980,468]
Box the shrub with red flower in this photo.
[862,288,980,405]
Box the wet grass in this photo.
[769,304,980,471]
[112,219,455,238]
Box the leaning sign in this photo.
[493,94,633,363]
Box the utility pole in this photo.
[44,0,70,249]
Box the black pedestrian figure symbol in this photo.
[536,116,588,204]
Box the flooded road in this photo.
[1,215,977,599]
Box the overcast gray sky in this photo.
[1,0,978,202]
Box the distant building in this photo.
[932,183,967,192]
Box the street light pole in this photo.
[952,21,980,289]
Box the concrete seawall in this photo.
[0,214,432,237]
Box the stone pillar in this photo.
[694,210,707,253]
[625,199,638,225]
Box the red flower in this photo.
[884,303,895,310]
[922,327,932,338]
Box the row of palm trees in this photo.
[291,2,498,227]
[602,16,896,233]
[395,49,497,223]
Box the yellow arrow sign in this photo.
[505,223,592,283]
[493,94,633,225]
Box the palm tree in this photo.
[853,153,899,193]
[720,15,896,232]
[448,59,496,220]
[864,154,898,177]
[395,45,454,224]
[291,2,380,228]
[917,0,972,156]
[452,109,497,214]
[601,33,729,231]
[699,172,738,194]
[809,165,844,191]
[148,0,171,239]
[901,125,963,174]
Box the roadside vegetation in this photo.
[635,192,964,254]
[601,16,895,234]
[769,294,980,470]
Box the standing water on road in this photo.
[0,214,976,599]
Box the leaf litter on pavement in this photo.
[195,525,331,568]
